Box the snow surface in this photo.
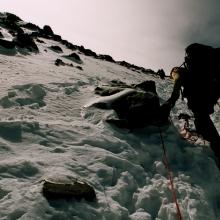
[0,30,220,220]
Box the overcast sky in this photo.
[1,0,220,73]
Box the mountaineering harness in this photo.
[159,127,183,220]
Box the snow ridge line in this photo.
[159,127,183,220]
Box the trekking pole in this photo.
[158,127,183,220]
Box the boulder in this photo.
[60,40,78,50]
[5,13,22,23]
[95,80,156,96]
[2,13,24,35]
[13,33,39,51]
[92,80,168,128]
[30,31,40,38]
[117,60,130,68]
[43,25,54,36]
[76,66,83,70]
[4,22,24,35]
[157,69,166,79]
[42,176,96,201]
[116,61,155,74]
[50,45,63,53]
[111,90,160,128]
[78,46,97,57]
[63,41,77,50]
[98,54,115,62]
[61,39,69,45]
[36,38,45,44]
[55,59,65,66]
[21,22,41,31]
[55,59,74,67]
[0,39,15,49]
[53,34,62,42]
[64,53,82,64]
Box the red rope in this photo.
[159,128,183,220]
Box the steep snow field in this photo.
[1,20,220,220]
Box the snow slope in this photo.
[1,14,220,220]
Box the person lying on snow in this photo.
[162,43,220,164]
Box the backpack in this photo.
[185,43,219,73]
[179,43,220,113]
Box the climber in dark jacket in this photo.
[164,66,220,161]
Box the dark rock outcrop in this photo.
[98,54,115,63]
[21,22,41,31]
[78,46,97,57]
[61,40,77,50]
[157,69,166,79]
[4,22,24,36]
[117,60,155,75]
[64,53,82,64]
[76,66,83,70]
[13,33,39,51]
[36,38,45,44]
[0,39,15,49]
[50,45,63,53]
[93,80,168,128]
[112,90,160,128]
[5,13,22,23]
[55,59,65,66]
[0,12,155,78]
[55,59,74,67]
[1,13,24,35]
[29,31,39,38]
[42,177,96,201]
[43,25,54,36]
[53,34,62,42]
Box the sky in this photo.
[1,0,220,73]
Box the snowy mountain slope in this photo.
[0,12,220,220]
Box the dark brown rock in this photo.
[43,25,54,36]
[98,54,115,62]
[50,45,63,53]
[13,33,39,51]
[0,39,15,49]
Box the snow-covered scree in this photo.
[1,17,220,220]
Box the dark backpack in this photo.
[185,43,219,72]
[183,43,220,100]
[179,43,220,114]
